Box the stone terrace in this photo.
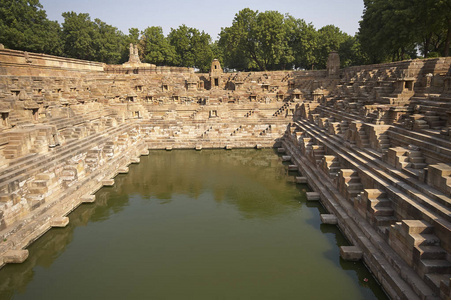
[0,47,450,299]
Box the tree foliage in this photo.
[10,0,448,70]
[0,0,62,55]
[358,0,451,63]
[218,9,364,71]
[141,26,176,66]
[218,9,292,71]
[168,25,213,72]
[61,12,124,63]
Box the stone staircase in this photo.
[26,172,58,210]
[360,189,396,231]
[272,102,291,117]
[337,169,364,202]
[320,155,341,179]
[389,220,451,296]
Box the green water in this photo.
[0,149,388,300]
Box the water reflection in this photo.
[0,149,387,300]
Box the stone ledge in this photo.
[50,217,69,228]
[306,192,320,201]
[320,214,338,224]
[118,167,129,174]
[288,164,298,171]
[140,149,150,156]
[102,179,114,186]
[296,176,307,183]
[130,157,140,163]
[282,155,291,162]
[81,195,95,203]
[340,246,363,261]
[3,250,29,263]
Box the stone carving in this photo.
[128,43,141,64]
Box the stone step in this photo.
[365,189,387,200]
[409,233,441,246]
[343,176,361,184]
[424,273,451,297]
[398,156,409,163]
[414,245,448,260]
[409,150,422,158]
[419,260,451,275]
[374,216,397,227]
[409,156,425,163]
[411,162,428,169]
[0,123,136,192]
[347,182,363,190]
[372,206,394,216]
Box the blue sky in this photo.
[39,0,364,40]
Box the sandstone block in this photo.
[320,214,338,224]
[81,195,95,203]
[296,177,307,184]
[102,179,114,186]
[306,192,320,201]
[3,250,29,263]
[50,217,69,227]
[118,167,129,174]
[288,165,298,171]
[340,246,363,261]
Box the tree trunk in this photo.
[423,33,431,58]
[250,51,264,71]
[444,19,451,57]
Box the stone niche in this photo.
[327,51,340,78]
[209,59,223,89]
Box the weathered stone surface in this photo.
[320,214,338,224]
[50,217,69,227]
[3,250,28,263]
[306,192,320,201]
[282,155,291,162]
[102,179,115,186]
[340,246,363,261]
[0,48,450,300]
[81,195,96,203]
[288,164,298,171]
[296,176,307,183]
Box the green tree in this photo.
[254,11,293,70]
[285,15,317,70]
[92,18,124,64]
[358,0,450,62]
[218,8,259,71]
[315,25,349,69]
[141,26,176,65]
[218,9,293,71]
[168,25,213,72]
[61,11,96,60]
[0,0,62,55]
[338,36,368,67]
